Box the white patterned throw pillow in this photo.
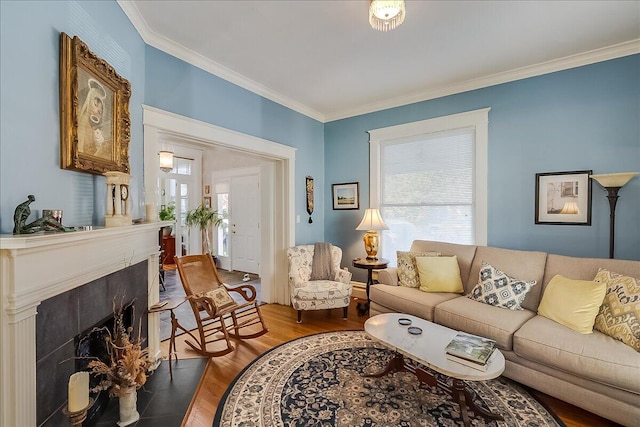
[467,262,536,310]
[397,251,440,288]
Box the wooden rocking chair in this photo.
[174,254,268,357]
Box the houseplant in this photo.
[88,300,152,426]
[185,204,223,255]
[159,202,175,236]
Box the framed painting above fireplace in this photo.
[59,32,131,175]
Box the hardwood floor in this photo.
[159,300,622,427]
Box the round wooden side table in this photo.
[352,258,389,315]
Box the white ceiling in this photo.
[118,1,640,122]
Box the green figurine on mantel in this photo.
[13,195,75,234]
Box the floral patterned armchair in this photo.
[287,244,353,323]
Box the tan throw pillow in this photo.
[538,275,606,334]
[396,250,440,288]
[416,255,464,293]
[202,287,237,312]
[593,268,640,351]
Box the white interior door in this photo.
[230,174,260,274]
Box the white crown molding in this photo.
[118,0,638,123]
[117,0,325,122]
[325,39,640,122]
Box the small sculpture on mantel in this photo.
[13,195,75,234]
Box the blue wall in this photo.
[325,55,640,283]
[0,0,145,232]
[0,1,325,244]
[1,1,637,269]
[144,46,325,244]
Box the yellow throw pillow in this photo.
[538,275,606,334]
[416,255,464,293]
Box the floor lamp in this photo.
[590,172,639,259]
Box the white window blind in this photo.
[380,128,475,262]
[369,108,489,264]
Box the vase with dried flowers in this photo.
[88,299,152,426]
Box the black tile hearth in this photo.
[37,261,149,427]
[94,358,208,427]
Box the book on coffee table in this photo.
[445,332,496,366]
[446,351,497,371]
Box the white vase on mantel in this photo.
[117,387,140,426]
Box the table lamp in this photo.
[356,208,389,260]
[590,172,639,259]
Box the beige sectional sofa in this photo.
[371,240,640,426]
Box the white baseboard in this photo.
[351,281,367,300]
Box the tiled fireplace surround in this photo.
[0,223,166,427]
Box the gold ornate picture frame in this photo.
[60,33,131,175]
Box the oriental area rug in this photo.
[214,331,565,427]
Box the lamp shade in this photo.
[159,151,174,173]
[590,172,639,188]
[559,202,579,214]
[356,208,389,231]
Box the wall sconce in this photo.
[158,151,174,173]
[590,172,639,259]
[356,208,389,260]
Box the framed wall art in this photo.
[535,170,592,225]
[332,182,359,210]
[204,196,212,209]
[60,32,131,175]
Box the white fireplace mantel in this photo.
[0,222,169,427]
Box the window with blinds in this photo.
[369,109,489,265]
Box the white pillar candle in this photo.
[68,372,89,412]
[146,204,157,222]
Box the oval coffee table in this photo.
[365,313,505,426]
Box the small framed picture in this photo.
[535,170,592,225]
[204,196,212,209]
[332,182,359,210]
[204,185,210,195]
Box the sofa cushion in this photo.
[397,250,440,288]
[291,280,352,300]
[467,246,547,311]
[410,241,477,290]
[538,275,606,334]
[514,315,640,393]
[370,284,459,322]
[593,268,640,351]
[468,261,536,310]
[434,296,535,350]
[542,254,640,294]
[416,255,464,293]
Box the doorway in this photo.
[143,105,295,305]
[159,148,202,258]
[213,167,263,274]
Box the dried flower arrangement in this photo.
[88,299,152,397]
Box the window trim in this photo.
[368,108,490,246]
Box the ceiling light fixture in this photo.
[369,0,406,32]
